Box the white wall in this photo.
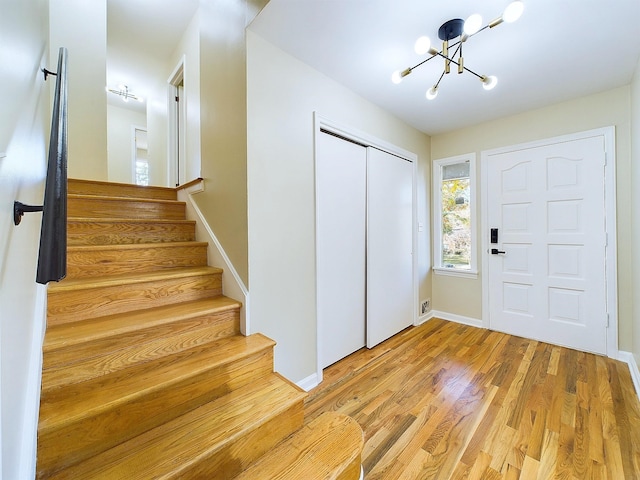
[50,0,108,181]
[431,86,633,352]
[246,31,431,384]
[107,104,146,184]
[168,11,201,184]
[0,0,50,477]
[631,58,640,369]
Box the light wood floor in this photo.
[305,319,640,480]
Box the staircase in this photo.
[37,179,363,479]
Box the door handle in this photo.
[491,248,505,255]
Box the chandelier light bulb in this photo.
[482,75,498,90]
[391,70,403,84]
[464,14,483,35]
[503,1,524,23]
[414,36,432,55]
[426,86,438,100]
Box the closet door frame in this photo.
[313,113,418,384]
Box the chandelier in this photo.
[106,84,144,103]
[391,1,524,100]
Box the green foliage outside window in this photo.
[441,177,470,268]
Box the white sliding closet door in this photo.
[317,132,367,368]
[366,148,414,348]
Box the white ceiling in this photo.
[106,0,640,134]
[249,0,640,135]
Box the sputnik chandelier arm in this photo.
[392,1,524,100]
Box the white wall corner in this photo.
[176,183,250,334]
[430,310,484,329]
[618,351,640,401]
[296,372,320,392]
[19,284,47,480]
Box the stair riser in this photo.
[175,401,305,478]
[47,273,222,325]
[68,196,185,220]
[42,309,241,389]
[68,179,177,201]
[67,221,196,246]
[66,244,208,279]
[38,348,275,477]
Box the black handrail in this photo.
[13,47,68,284]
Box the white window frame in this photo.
[433,153,478,279]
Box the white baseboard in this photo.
[430,310,484,329]
[416,311,434,326]
[619,351,640,401]
[296,372,320,392]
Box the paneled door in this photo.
[486,135,608,354]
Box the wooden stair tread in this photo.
[48,266,222,292]
[39,333,275,431]
[68,178,177,201]
[67,218,197,246]
[67,241,208,252]
[46,375,306,480]
[68,193,184,206]
[66,241,210,278]
[67,217,195,224]
[234,412,364,480]
[42,297,241,387]
[44,297,241,353]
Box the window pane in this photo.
[135,160,149,186]
[442,162,469,180]
[441,176,470,269]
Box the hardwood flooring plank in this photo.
[305,319,640,480]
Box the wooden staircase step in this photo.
[68,194,186,220]
[67,218,196,246]
[47,267,223,325]
[42,297,241,388]
[43,296,240,369]
[41,374,306,480]
[38,334,277,476]
[68,178,177,201]
[234,412,364,480]
[66,241,209,278]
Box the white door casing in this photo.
[482,128,617,355]
[316,132,367,369]
[366,148,414,348]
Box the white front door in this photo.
[486,135,608,354]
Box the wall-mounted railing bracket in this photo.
[41,68,57,81]
[14,201,44,226]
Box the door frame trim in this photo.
[480,127,618,357]
[167,56,186,187]
[313,112,418,385]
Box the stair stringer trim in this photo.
[177,181,250,334]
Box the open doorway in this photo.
[168,60,186,187]
[132,127,149,186]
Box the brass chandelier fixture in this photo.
[392,1,524,100]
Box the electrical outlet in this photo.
[420,298,431,315]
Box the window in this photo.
[433,153,477,278]
[135,159,149,186]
